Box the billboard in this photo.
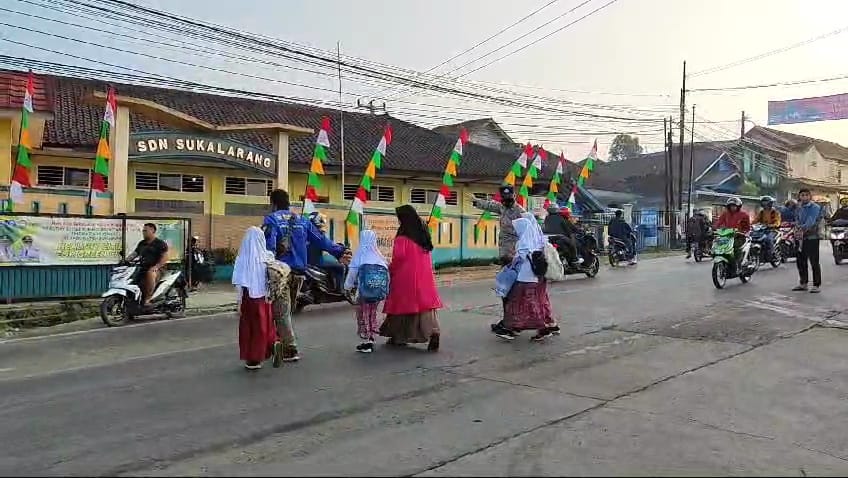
[768,93,848,125]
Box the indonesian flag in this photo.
[89,87,117,206]
[10,71,35,204]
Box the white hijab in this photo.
[344,229,387,289]
[232,226,274,299]
[514,213,546,254]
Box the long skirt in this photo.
[239,291,276,363]
[504,281,549,332]
[379,309,440,344]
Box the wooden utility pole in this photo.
[667,116,675,211]
[663,117,670,213]
[740,110,746,139]
[678,60,686,215]
[687,104,696,216]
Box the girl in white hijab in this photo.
[232,227,276,369]
[492,216,553,342]
[345,229,389,353]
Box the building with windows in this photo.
[0,70,605,268]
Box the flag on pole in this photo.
[475,144,532,239]
[577,139,598,187]
[10,71,35,205]
[303,117,331,215]
[88,86,117,207]
[517,146,545,207]
[428,129,468,228]
[543,153,565,209]
[345,124,392,239]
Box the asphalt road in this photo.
[2,250,848,476]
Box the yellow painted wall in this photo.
[0,118,11,186]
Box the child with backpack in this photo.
[344,229,389,353]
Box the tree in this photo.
[608,134,644,161]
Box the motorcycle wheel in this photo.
[836,254,844,265]
[712,262,727,289]
[166,287,187,319]
[770,248,782,268]
[740,255,759,283]
[585,256,600,278]
[100,295,128,327]
[608,250,620,268]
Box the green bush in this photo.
[212,247,237,265]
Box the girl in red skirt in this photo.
[501,216,552,342]
[232,227,277,370]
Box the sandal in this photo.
[427,334,440,352]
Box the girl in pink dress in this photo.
[380,205,443,351]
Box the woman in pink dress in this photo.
[380,205,443,351]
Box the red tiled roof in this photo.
[22,71,558,182]
[0,71,52,112]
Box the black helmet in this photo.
[760,196,775,208]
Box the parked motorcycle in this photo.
[776,223,797,263]
[711,227,758,289]
[831,219,848,265]
[545,232,601,278]
[692,233,713,263]
[100,259,188,326]
[607,231,637,267]
[294,261,356,314]
[749,223,781,269]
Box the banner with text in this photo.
[0,216,123,265]
[768,93,848,125]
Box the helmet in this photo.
[307,211,327,232]
[760,196,775,208]
[725,196,742,208]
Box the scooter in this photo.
[831,219,848,265]
[776,223,797,263]
[294,262,356,314]
[607,231,637,267]
[711,227,758,289]
[100,258,188,326]
[749,224,781,269]
[545,232,601,278]
[692,232,713,263]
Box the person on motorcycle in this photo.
[830,197,848,222]
[608,209,636,264]
[469,185,526,265]
[543,205,581,265]
[306,211,346,289]
[126,223,169,308]
[754,195,781,259]
[779,199,798,224]
[714,196,751,264]
[263,189,350,362]
[685,210,711,259]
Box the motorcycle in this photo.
[608,231,637,267]
[545,231,601,278]
[776,223,797,263]
[831,219,848,265]
[100,258,188,326]
[294,259,356,314]
[711,227,758,289]
[692,232,713,263]
[749,223,781,269]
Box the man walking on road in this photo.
[468,185,525,265]
[793,188,822,293]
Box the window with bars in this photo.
[37,166,103,188]
[225,177,273,196]
[135,199,204,214]
[410,188,458,206]
[135,172,204,192]
[343,185,395,202]
[473,192,497,201]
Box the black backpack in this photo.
[528,250,548,277]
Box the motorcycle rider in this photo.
[263,189,350,362]
[543,204,581,265]
[685,209,711,259]
[306,211,346,290]
[714,196,751,265]
[753,195,781,260]
[607,209,636,264]
[779,199,798,224]
[468,185,526,265]
[830,196,848,222]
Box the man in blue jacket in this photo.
[263,189,349,363]
[792,189,822,293]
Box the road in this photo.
[2,251,848,476]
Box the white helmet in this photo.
[725,196,742,207]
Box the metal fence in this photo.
[586,209,686,253]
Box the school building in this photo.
[0,70,602,277]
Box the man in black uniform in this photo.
[126,222,169,306]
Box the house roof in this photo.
[433,117,516,146]
[746,126,848,162]
[10,70,548,182]
[583,141,740,198]
[0,70,52,112]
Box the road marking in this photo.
[0,368,14,373]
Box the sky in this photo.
[3,0,848,161]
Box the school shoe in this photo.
[792,284,808,292]
[810,285,821,294]
[356,342,374,353]
[272,341,284,368]
[531,329,552,342]
[282,346,300,362]
[244,361,262,370]
[491,323,517,341]
[428,334,440,352]
[546,325,561,335]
